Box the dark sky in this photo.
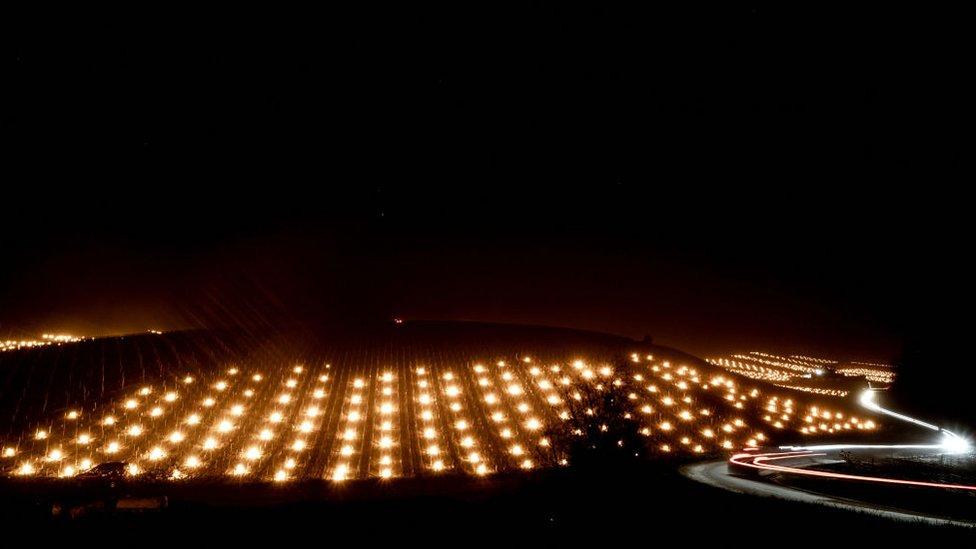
[1,5,971,364]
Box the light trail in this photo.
[783,389,971,454]
[730,451,976,491]
[858,390,939,431]
[728,389,974,494]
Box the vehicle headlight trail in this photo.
[727,388,974,493]
[729,451,976,491]
[789,389,972,454]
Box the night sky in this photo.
[1,5,971,378]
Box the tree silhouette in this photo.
[545,376,645,470]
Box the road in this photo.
[681,457,975,528]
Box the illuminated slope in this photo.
[0,325,880,481]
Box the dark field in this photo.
[2,460,972,543]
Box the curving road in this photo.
[681,388,976,527]
[681,457,975,527]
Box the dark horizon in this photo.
[3,6,972,375]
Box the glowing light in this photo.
[244,446,262,460]
[103,416,116,426]
[164,391,178,402]
[185,456,201,468]
[203,437,218,450]
[128,425,143,437]
[148,447,166,461]
[942,432,972,454]
[125,399,139,409]
[218,420,234,433]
